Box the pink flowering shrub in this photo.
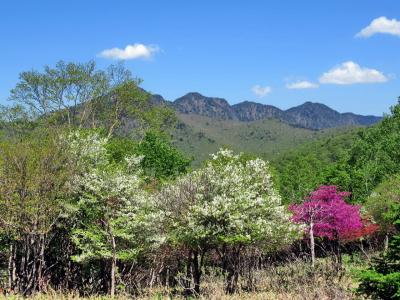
[289,185,363,240]
[341,218,379,241]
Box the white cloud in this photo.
[356,16,400,38]
[319,61,388,85]
[99,43,159,60]
[286,81,319,89]
[251,85,272,97]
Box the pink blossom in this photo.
[289,185,363,240]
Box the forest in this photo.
[0,61,399,299]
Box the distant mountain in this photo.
[145,92,379,165]
[232,101,284,122]
[157,92,382,130]
[283,101,381,129]
[173,92,237,120]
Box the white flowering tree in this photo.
[158,149,299,294]
[66,131,161,297]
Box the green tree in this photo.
[107,132,190,184]
[274,152,326,203]
[67,131,161,297]
[273,129,356,204]
[346,103,400,201]
[134,131,191,182]
[0,129,72,294]
[365,175,400,251]
[8,61,176,137]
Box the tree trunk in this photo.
[36,235,46,291]
[309,222,315,268]
[337,241,342,266]
[332,238,342,270]
[110,235,116,297]
[384,233,389,253]
[192,250,202,295]
[226,266,240,294]
[225,247,241,294]
[8,244,17,292]
[184,250,193,296]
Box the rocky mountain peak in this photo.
[149,91,382,130]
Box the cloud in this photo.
[319,61,388,85]
[251,85,272,97]
[99,43,159,60]
[356,16,400,38]
[286,81,319,89]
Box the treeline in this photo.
[0,61,399,298]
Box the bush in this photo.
[358,205,400,299]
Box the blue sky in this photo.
[1,0,399,115]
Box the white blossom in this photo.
[158,148,300,251]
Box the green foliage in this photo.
[106,131,191,183]
[7,60,176,138]
[364,175,400,233]
[345,104,400,201]
[272,128,357,203]
[358,270,400,299]
[171,114,349,167]
[358,204,400,299]
[105,137,137,164]
[10,61,109,123]
[0,104,38,137]
[67,131,161,264]
[0,128,76,294]
[134,131,191,182]
[272,102,400,204]
[0,128,72,239]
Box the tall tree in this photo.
[67,131,162,297]
[8,61,175,137]
[0,129,72,294]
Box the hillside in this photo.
[170,113,356,166]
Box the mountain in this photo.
[145,92,381,165]
[232,101,284,121]
[163,92,381,130]
[173,92,237,120]
[283,101,381,129]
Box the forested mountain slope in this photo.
[169,112,358,166]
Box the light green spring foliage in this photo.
[0,129,72,239]
[343,104,400,201]
[158,148,299,251]
[364,175,400,233]
[66,130,162,263]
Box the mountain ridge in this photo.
[150,92,382,130]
